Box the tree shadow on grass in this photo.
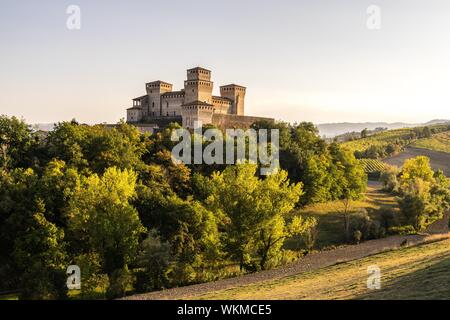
[356,254,450,300]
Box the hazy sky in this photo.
[1,0,450,124]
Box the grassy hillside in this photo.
[383,147,450,177]
[192,239,450,300]
[341,128,416,153]
[341,125,450,158]
[285,184,398,249]
[411,131,450,153]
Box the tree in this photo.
[0,115,36,169]
[397,157,450,231]
[135,231,172,292]
[329,144,367,241]
[47,120,146,174]
[68,167,146,278]
[399,156,434,188]
[13,204,68,299]
[398,179,433,231]
[361,128,368,138]
[206,164,307,270]
[0,168,42,291]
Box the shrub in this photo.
[349,209,384,241]
[301,223,318,252]
[387,225,417,235]
[353,230,362,244]
[380,165,400,193]
[378,207,398,230]
[106,267,134,299]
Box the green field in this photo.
[411,131,450,153]
[285,185,398,249]
[192,239,450,300]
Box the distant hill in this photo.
[316,120,450,138]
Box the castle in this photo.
[126,67,272,131]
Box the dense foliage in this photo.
[380,156,450,231]
[0,115,367,299]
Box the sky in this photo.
[1,0,450,125]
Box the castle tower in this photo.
[145,80,173,116]
[220,84,246,115]
[184,67,213,104]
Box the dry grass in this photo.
[192,239,450,300]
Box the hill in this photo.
[316,120,450,138]
[340,124,450,159]
[189,238,450,300]
[410,131,450,154]
[383,147,450,177]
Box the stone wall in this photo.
[212,114,274,130]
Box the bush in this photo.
[106,267,134,299]
[378,207,398,230]
[301,224,318,252]
[380,166,400,193]
[387,225,417,235]
[353,230,362,244]
[349,209,384,241]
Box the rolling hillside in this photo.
[383,147,450,177]
[411,131,450,153]
[190,238,450,300]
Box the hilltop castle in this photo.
[126,67,272,131]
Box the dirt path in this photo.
[125,227,449,300]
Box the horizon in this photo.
[1,0,450,124]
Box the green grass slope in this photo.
[411,131,450,153]
[193,239,450,300]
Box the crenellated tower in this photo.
[184,67,213,104]
[220,84,246,115]
[145,80,173,116]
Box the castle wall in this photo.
[211,114,273,130]
[127,108,142,122]
[212,97,232,114]
[181,106,214,128]
[161,92,185,117]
